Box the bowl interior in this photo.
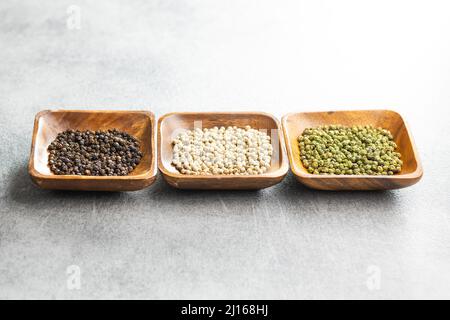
[159,113,285,175]
[32,111,153,177]
[283,110,418,176]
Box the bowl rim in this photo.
[28,109,157,181]
[157,111,290,180]
[281,109,424,180]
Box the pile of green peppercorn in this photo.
[298,125,402,175]
[48,129,142,176]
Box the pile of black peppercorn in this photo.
[47,129,143,176]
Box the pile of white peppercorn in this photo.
[171,126,273,175]
[48,129,142,176]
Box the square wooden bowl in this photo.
[158,112,289,190]
[28,110,157,191]
[282,110,423,190]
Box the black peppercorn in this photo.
[47,129,143,176]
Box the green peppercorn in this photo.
[298,125,402,176]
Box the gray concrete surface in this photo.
[1,0,450,299]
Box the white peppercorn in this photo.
[172,126,273,175]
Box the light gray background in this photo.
[1,0,449,299]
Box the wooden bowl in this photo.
[158,112,289,190]
[282,110,423,190]
[28,110,157,191]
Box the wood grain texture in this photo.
[158,112,289,190]
[28,110,157,191]
[282,110,423,190]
